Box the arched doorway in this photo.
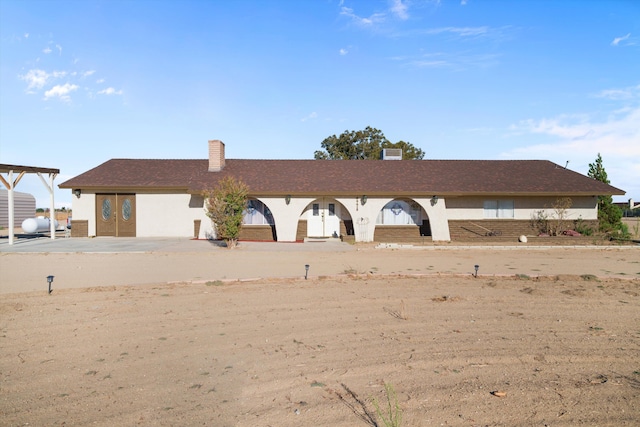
[304,198,352,238]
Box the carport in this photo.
[0,164,60,245]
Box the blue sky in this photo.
[1,0,638,209]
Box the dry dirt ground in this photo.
[1,246,640,426]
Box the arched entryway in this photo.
[302,198,353,239]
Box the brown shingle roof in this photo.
[59,158,625,196]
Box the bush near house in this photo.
[204,177,248,249]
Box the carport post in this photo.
[7,171,14,245]
[37,171,58,240]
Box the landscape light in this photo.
[47,275,54,294]
[305,264,310,280]
[474,265,479,278]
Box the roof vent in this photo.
[381,148,402,160]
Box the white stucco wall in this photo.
[445,196,598,221]
[136,193,212,238]
[71,192,97,236]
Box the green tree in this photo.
[205,177,248,249]
[314,126,425,160]
[588,153,623,233]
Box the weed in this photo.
[205,280,224,286]
[311,381,325,387]
[515,274,530,280]
[372,383,402,427]
[580,274,599,281]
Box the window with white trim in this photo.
[483,200,514,218]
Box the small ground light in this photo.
[305,264,310,280]
[474,265,479,278]
[47,275,54,294]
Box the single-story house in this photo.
[59,140,625,242]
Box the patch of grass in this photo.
[515,274,530,280]
[372,383,402,427]
[580,274,599,281]
[343,266,361,274]
[311,381,325,387]
[205,280,224,286]
[589,326,604,331]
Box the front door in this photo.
[96,194,136,237]
[307,199,340,238]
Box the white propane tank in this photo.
[22,217,59,233]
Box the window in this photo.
[484,200,514,218]
[313,203,320,216]
[101,198,111,221]
[122,198,132,221]
[328,203,335,216]
[243,200,274,225]
[376,200,422,225]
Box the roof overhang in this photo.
[0,164,60,174]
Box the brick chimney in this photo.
[208,140,225,171]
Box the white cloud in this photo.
[82,70,96,78]
[43,47,52,54]
[20,69,49,90]
[593,84,640,101]
[390,0,409,20]
[44,83,79,101]
[24,33,29,39]
[301,112,318,122]
[461,0,468,5]
[340,6,385,26]
[97,87,123,95]
[402,51,500,70]
[509,107,640,156]
[19,69,70,91]
[96,78,105,83]
[504,87,640,197]
[339,48,348,55]
[426,26,489,37]
[55,44,62,55]
[611,33,630,46]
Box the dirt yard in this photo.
[1,269,639,426]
